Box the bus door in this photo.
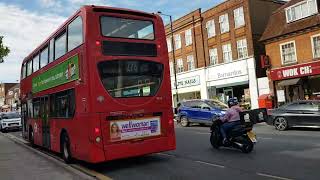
[41,96,50,149]
[21,102,28,138]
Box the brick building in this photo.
[261,0,320,106]
[0,83,18,112]
[166,0,284,108]
[5,84,20,112]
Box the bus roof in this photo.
[22,5,157,64]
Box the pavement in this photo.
[4,123,320,180]
[0,132,94,180]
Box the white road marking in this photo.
[257,173,294,180]
[195,132,211,135]
[257,137,273,140]
[157,153,176,158]
[195,160,225,168]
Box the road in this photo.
[7,124,320,180]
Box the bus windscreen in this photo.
[100,16,154,40]
[98,60,163,98]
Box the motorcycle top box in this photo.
[240,108,268,125]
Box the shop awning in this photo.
[277,78,300,86]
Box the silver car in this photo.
[267,100,320,131]
[0,112,22,132]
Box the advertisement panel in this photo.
[110,117,161,142]
[32,55,79,93]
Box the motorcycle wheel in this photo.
[240,136,254,153]
[210,132,221,149]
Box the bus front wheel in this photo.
[61,133,73,164]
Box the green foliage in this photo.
[0,36,10,63]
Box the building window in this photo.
[222,43,232,63]
[209,48,218,65]
[206,20,215,38]
[167,38,172,52]
[286,0,318,23]
[219,13,229,34]
[312,35,320,58]
[185,29,192,46]
[280,41,297,65]
[68,16,83,52]
[177,58,184,73]
[187,55,195,71]
[234,7,245,28]
[169,61,174,75]
[237,39,248,59]
[174,34,181,50]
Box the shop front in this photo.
[171,68,207,107]
[206,58,259,109]
[270,61,320,106]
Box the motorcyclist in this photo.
[220,98,243,144]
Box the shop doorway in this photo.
[223,88,233,102]
[216,84,249,105]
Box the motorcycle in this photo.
[209,117,257,153]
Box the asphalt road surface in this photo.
[8,124,320,180]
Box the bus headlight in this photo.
[95,136,101,143]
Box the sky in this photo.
[0,0,229,82]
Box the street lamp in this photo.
[157,11,179,106]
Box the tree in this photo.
[0,36,10,63]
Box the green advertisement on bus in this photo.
[32,55,79,93]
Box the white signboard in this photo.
[110,117,161,142]
[207,60,248,81]
[172,75,200,89]
[277,90,286,102]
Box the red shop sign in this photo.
[270,61,320,81]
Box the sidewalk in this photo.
[0,133,93,180]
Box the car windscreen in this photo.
[100,16,154,40]
[207,100,228,109]
[98,60,163,98]
[2,113,20,119]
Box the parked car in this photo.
[267,100,320,131]
[176,99,227,127]
[0,112,22,133]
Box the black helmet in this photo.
[227,98,239,108]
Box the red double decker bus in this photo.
[20,5,175,163]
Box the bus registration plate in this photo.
[110,117,161,142]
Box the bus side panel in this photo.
[50,119,59,153]
[32,119,43,146]
[72,114,100,161]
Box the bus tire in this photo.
[61,132,73,164]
